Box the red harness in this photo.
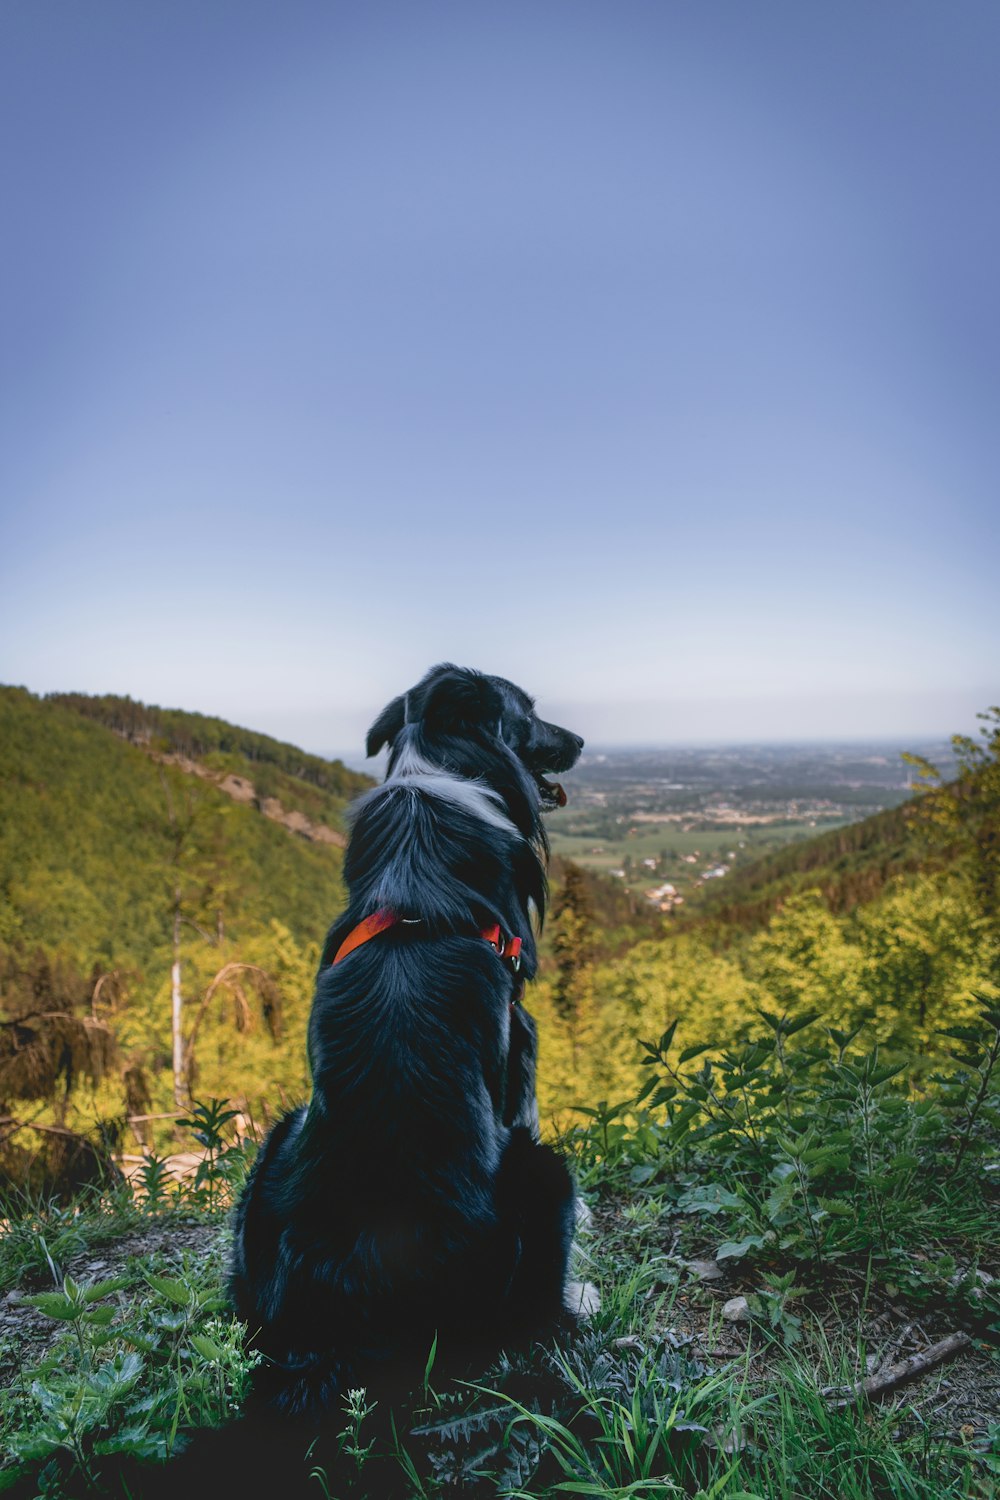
[332,909,523,975]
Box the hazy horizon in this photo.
[6,673,989,768]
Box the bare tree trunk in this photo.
[171,894,186,1107]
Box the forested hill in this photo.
[686,797,927,933]
[47,690,371,805]
[0,685,371,973]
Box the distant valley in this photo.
[546,740,957,908]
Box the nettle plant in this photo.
[175,1097,253,1211]
[128,1096,254,1215]
[7,1262,254,1490]
[565,1003,1000,1293]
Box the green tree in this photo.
[745,890,867,1030]
[857,872,989,1053]
[551,863,594,1024]
[905,706,1000,978]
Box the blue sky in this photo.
[1,2,997,754]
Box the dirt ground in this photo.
[588,1198,1000,1443]
[3,1206,999,1444]
[0,1219,223,1390]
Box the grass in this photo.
[3,1032,1000,1498]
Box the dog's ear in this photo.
[366,695,406,756]
[422,669,501,738]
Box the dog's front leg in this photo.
[503,1003,540,1135]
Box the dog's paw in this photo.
[564,1279,601,1320]
[574,1197,593,1231]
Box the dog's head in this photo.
[366,664,583,817]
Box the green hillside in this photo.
[683,799,925,933]
[0,686,369,969]
[47,689,371,836]
[0,686,374,1146]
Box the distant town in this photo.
[547,739,957,906]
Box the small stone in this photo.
[722,1296,750,1323]
[689,1258,723,1281]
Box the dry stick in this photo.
[826,1332,971,1409]
[873,1319,914,1376]
[0,1116,100,1141]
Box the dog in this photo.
[228,664,585,1421]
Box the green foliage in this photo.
[934,999,1000,1175]
[2,1081,997,1499]
[0,687,342,1146]
[536,853,998,1122]
[472,1338,725,1498]
[857,872,990,1054]
[307,1387,381,1496]
[750,1355,970,1500]
[46,690,371,805]
[0,1108,258,1494]
[906,706,1000,964]
[688,800,923,934]
[0,1201,91,1288]
[134,1154,173,1214]
[551,862,596,1022]
[565,1005,1000,1315]
[0,685,339,1145]
[744,892,867,1031]
[4,1256,253,1491]
[175,1098,251,1210]
[0,686,347,970]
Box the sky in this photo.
[1,2,998,755]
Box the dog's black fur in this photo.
[228,664,584,1420]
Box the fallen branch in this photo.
[0,1116,100,1142]
[826,1332,971,1409]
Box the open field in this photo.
[549,817,834,894]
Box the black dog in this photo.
[228,664,585,1420]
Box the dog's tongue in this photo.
[540,776,567,807]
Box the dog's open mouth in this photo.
[535,773,568,810]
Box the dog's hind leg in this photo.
[494,1126,577,1336]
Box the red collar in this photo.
[332,910,522,971]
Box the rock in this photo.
[721,1296,750,1323]
[689,1258,723,1281]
